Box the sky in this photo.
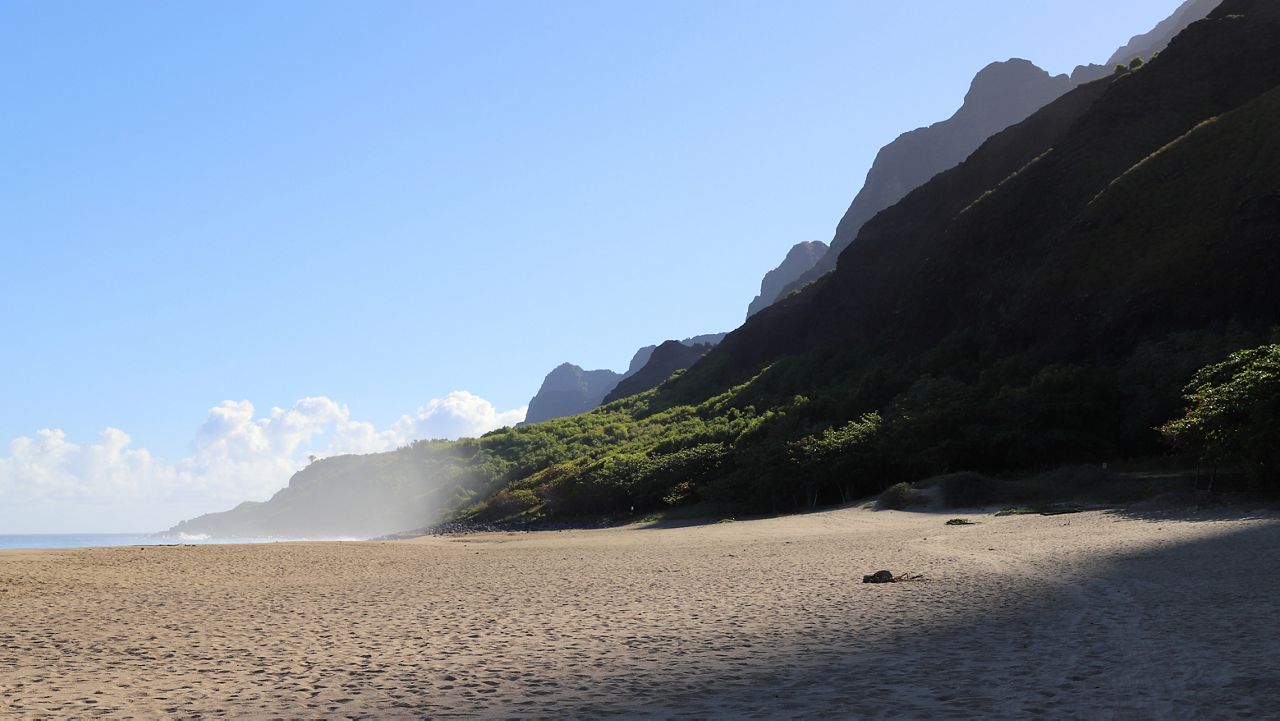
[0,0,1186,532]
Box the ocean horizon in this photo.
[0,533,362,551]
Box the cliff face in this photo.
[746,241,828,319]
[680,0,1280,394]
[523,364,623,425]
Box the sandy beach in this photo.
[1,506,1278,719]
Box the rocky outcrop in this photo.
[522,363,624,425]
[746,241,828,319]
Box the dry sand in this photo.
[1,506,1278,719]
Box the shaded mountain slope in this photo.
[684,1,1280,394]
[786,0,1221,296]
[815,59,1074,272]
[694,74,1115,386]
[1029,81,1280,349]
[603,340,714,404]
[625,333,726,377]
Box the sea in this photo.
[0,534,357,551]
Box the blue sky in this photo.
[0,0,1184,531]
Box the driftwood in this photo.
[863,570,925,583]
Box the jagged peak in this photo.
[964,59,1062,105]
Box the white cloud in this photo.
[389,391,529,441]
[0,393,526,534]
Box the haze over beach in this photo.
[4,0,1280,717]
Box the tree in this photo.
[1160,345,1280,488]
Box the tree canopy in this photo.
[1161,344,1280,486]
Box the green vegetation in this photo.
[440,327,1255,524]
[945,518,975,526]
[378,319,1265,529]
[181,326,1272,537]
[1161,344,1280,488]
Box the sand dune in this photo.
[1,506,1278,718]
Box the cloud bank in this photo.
[0,392,526,533]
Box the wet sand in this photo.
[1,506,1278,718]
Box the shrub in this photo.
[477,488,540,520]
[541,461,632,516]
[877,482,928,510]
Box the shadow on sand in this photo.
[570,514,1280,719]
